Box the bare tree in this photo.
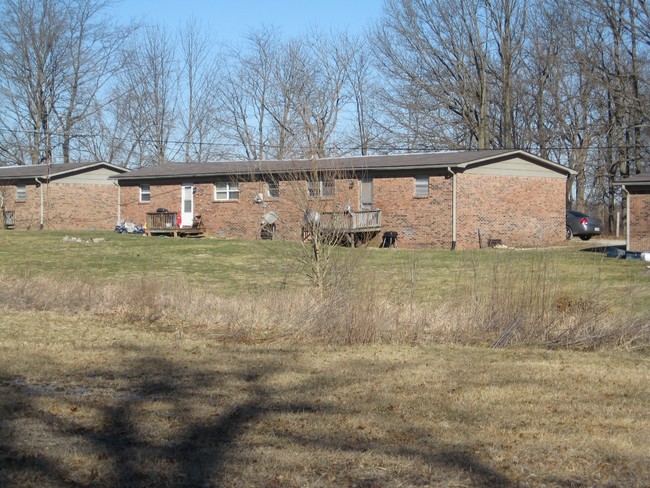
[220,27,285,160]
[56,0,132,163]
[179,17,224,162]
[0,0,68,164]
[371,0,649,225]
[373,0,493,149]
[74,99,126,164]
[220,28,352,160]
[116,26,178,166]
[487,0,528,149]
[532,0,607,208]
[518,0,564,159]
[578,0,650,226]
[275,30,352,158]
[260,161,362,292]
[342,34,381,155]
[0,0,132,165]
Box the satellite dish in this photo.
[262,211,278,225]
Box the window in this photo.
[215,181,239,201]
[415,176,429,197]
[322,178,335,198]
[139,184,151,203]
[16,185,26,201]
[266,178,279,199]
[307,180,318,198]
[308,177,334,198]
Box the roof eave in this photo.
[111,164,458,182]
[110,150,577,180]
[457,150,577,176]
[48,162,129,179]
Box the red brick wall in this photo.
[629,190,650,251]
[1,184,41,229]
[1,171,569,246]
[118,173,566,249]
[120,179,359,241]
[47,183,119,230]
[373,175,453,249]
[455,174,566,249]
[1,183,119,230]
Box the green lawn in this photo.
[1,230,647,304]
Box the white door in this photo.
[181,184,194,227]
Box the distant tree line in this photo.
[0,0,649,227]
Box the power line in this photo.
[2,126,650,159]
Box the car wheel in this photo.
[579,235,592,241]
[566,226,573,240]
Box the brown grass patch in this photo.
[0,313,648,487]
[0,263,647,350]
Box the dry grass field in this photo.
[1,231,649,487]
[1,314,648,487]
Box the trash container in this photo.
[381,231,398,248]
[260,225,274,240]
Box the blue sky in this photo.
[109,0,384,41]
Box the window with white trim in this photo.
[16,185,26,201]
[215,181,239,201]
[415,176,429,197]
[139,184,151,203]
[307,177,334,198]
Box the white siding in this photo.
[464,157,567,179]
[55,168,122,185]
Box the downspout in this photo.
[35,177,45,230]
[447,167,457,250]
[622,185,630,251]
[113,181,122,224]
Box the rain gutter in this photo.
[35,177,45,230]
[447,167,457,250]
[113,180,121,223]
[622,185,630,251]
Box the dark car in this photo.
[566,210,603,241]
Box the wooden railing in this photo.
[146,212,177,229]
[145,211,205,238]
[320,209,381,232]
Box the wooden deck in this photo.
[320,209,382,233]
[147,227,206,238]
[146,212,206,238]
[305,209,382,246]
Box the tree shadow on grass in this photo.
[0,348,517,487]
[0,368,82,488]
[0,348,334,487]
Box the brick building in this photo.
[114,150,574,250]
[616,173,650,252]
[0,162,128,231]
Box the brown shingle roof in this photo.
[0,162,128,181]
[113,150,574,182]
